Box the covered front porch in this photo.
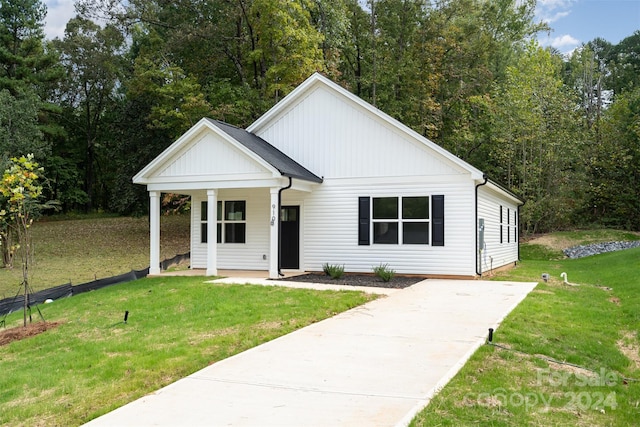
[133,118,322,280]
[147,184,315,280]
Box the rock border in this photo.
[563,241,640,259]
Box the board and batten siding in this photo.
[477,185,519,273]
[255,84,466,180]
[190,188,271,270]
[286,177,477,276]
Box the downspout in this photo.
[475,174,488,276]
[517,199,526,262]
[277,176,292,276]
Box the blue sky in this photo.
[43,0,639,53]
[536,0,640,53]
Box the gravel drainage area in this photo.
[563,241,640,259]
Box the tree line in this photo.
[1,0,639,235]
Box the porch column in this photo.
[269,188,279,279]
[206,189,218,276]
[149,191,161,275]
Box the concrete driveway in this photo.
[84,279,537,427]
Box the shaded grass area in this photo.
[0,215,191,298]
[412,235,640,426]
[0,276,375,426]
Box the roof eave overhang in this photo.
[485,179,524,205]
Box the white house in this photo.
[134,73,522,279]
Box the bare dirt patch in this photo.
[537,358,599,379]
[617,331,640,370]
[0,321,63,346]
[526,235,575,252]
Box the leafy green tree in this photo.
[53,17,126,211]
[0,0,51,92]
[606,31,640,96]
[565,40,612,141]
[0,0,58,156]
[581,89,640,229]
[491,42,584,234]
[249,0,325,101]
[308,0,350,79]
[339,0,372,98]
[0,88,45,159]
[126,28,212,139]
[0,155,42,326]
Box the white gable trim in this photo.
[133,118,282,185]
[247,73,485,181]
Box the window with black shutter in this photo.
[358,195,443,246]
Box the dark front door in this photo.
[280,206,300,269]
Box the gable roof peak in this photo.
[248,73,485,180]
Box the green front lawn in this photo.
[0,277,375,426]
[0,215,191,298]
[412,236,640,426]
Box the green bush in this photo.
[373,263,395,282]
[322,263,345,279]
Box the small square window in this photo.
[373,222,398,244]
[403,222,429,244]
[373,197,398,219]
[225,201,245,221]
[225,223,246,243]
[402,197,429,219]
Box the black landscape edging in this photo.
[0,252,190,317]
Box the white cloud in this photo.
[549,34,580,48]
[544,10,571,24]
[537,0,574,9]
[536,0,575,24]
[43,0,77,40]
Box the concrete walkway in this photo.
[84,279,537,427]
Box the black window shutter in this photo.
[432,195,445,246]
[358,197,370,245]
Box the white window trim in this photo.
[371,196,431,245]
[201,200,247,244]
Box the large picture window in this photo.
[371,196,429,244]
[201,200,246,244]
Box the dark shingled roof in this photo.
[207,119,323,183]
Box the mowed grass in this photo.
[0,215,191,298]
[0,276,375,426]
[411,231,640,426]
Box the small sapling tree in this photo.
[0,155,44,326]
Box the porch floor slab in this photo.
[83,279,537,427]
[149,269,304,279]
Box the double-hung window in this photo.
[372,196,430,245]
[499,205,517,244]
[201,200,246,244]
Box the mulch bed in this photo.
[0,321,63,347]
[278,273,425,289]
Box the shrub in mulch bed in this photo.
[278,273,424,289]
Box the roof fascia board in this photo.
[485,179,524,205]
